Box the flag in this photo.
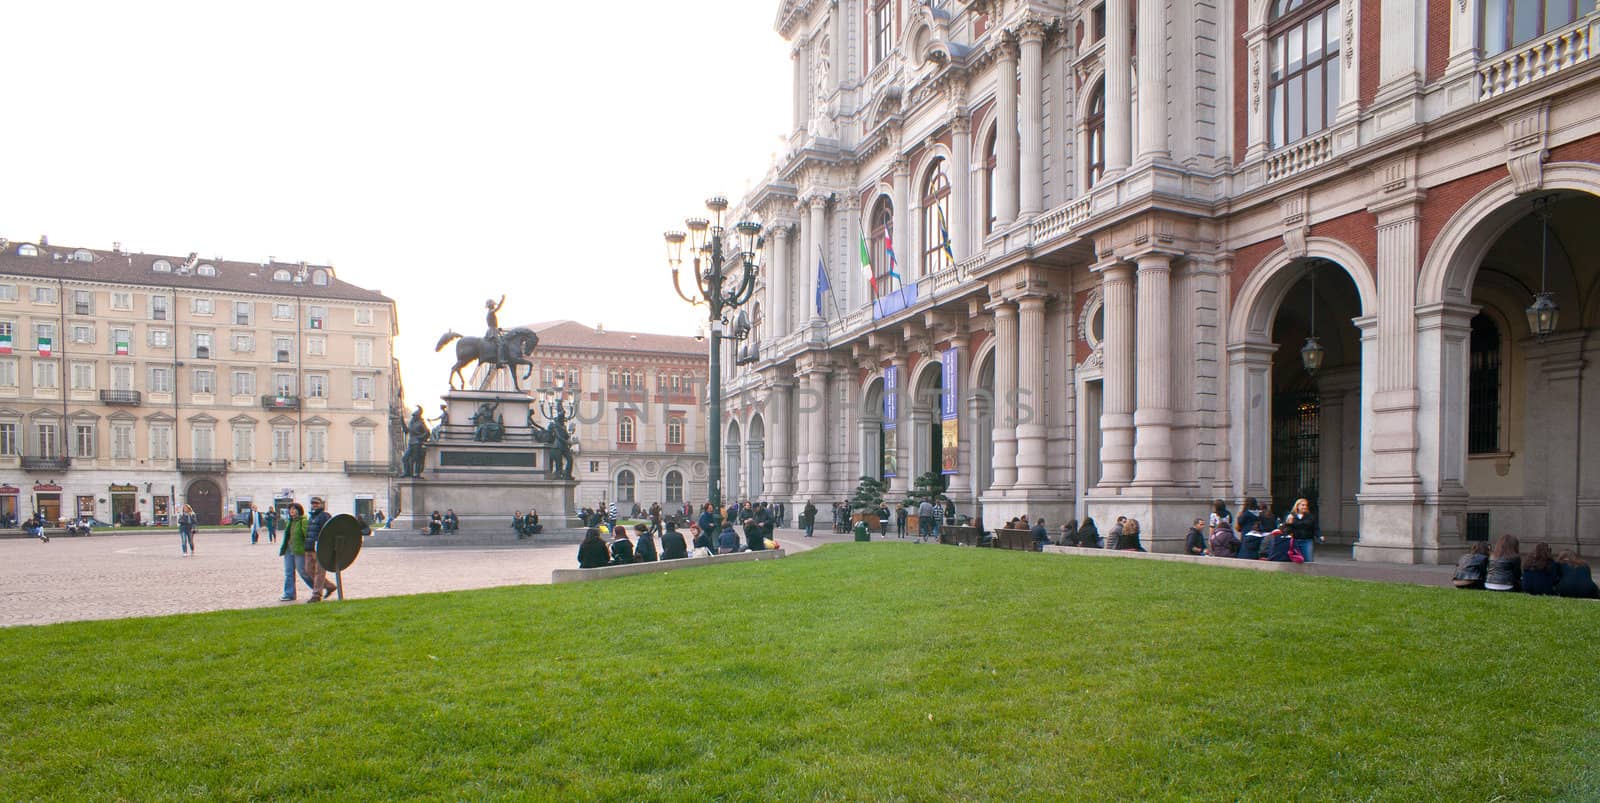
[310,318,323,330]
[36,337,51,357]
[0,334,10,354]
[115,338,129,356]
[883,227,902,288]
[936,205,955,266]
[815,256,830,317]
[858,233,879,298]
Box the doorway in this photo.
[187,479,222,525]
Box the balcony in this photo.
[344,461,396,476]
[20,456,70,471]
[261,394,300,411]
[99,389,143,406]
[177,459,228,473]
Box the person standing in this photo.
[248,503,262,545]
[279,502,316,601]
[304,497,338,602]
[895,504,908,538]
[1282,498,1319,563]
[800,500,817,538]
[918,498,936,542]
[265,506,278,544]
[178,504,198,556]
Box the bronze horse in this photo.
[434,326,540,390]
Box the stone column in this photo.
[1136,0,1168,161]
[892,157,912,281]
[1097,260,1135,486]
[950,114,971,261]
[806,196,829,323]
[795,371,813,499]
[888,353,912,495]
[1368,193,1422,490]
[1104,0,1133,173]
[1014,295,1048,488]
[1133,252,1174,486]
[945,334,972,501]
[1226,341,1276,503]
[994,36,1020,226]
[989,301,1019,491]
[769,224,791,336]
[1018,21,1046,217]
[768,378,793,498]
[792,45,805,134]
[806,366,830,499]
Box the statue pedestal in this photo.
[389,389,577,531]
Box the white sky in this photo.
[0,1,794,410]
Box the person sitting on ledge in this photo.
[1077,516,1100,549]
[717,522,740,554]
[1209,521,1239,559]
[1554,550,1600,599]
[1238,518,1266,561]
[1522,542,1559,596]
[1185,518,1209,556]
[608,527,634,565]
[428,511,442,535]
[633,523,658,562]
[512,510,526,538]
[659,521,688,560]
[1116,518,1146,552]
[577,528,610,569]
[1262,529,1296,562]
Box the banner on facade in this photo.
[882,426,898,478]
[941,347,958,475]
[882,364,898,477]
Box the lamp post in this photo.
[664,195,761,508]
[1301,264,1325,376]
[1526,196,1560,341]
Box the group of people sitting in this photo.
[1452,534,1599,598]
[577,504,782,568]
[509,509,542,538]
[1180,497,1321,563]
[427,509,459,535]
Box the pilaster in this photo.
[1094,258,1135,487]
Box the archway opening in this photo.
[861,378,885,481]
[186,479,223,525]
[910,361,944,481]
[974,350,995,495]
[725,420,743,502]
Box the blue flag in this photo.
[815,256,831,317]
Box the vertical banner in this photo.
[881,365,898,478]
[941,348,959,474]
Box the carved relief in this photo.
[1343,2,1355,71]
[1279,191,1310,258]
[1079,288,1104,348]
[1250,45,1262,112]
[1502,104,1550,195]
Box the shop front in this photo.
[110,484,139,526]
[0,485,18,527]
[33,484,62,525]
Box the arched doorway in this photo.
[725,420,743,502]
[186,478,222,525]
[909,359,944,480]
[746,415,765,501]
[973,348,995,496]
[859,377,885,481]
[615,469,636,504]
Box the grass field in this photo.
[2,544,1596,800]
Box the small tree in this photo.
[906,471,947,507]
[850,475,887,514]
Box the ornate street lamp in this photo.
[538,378,577,423]
[1301,265,1325,375]
[1526,195,1560,341]
[664,195,761,507]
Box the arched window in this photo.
[869,197,896,295]
[1085,79,1106,187]
[982,128,998,235]
[197,264,216,277]
[17,244,38,257]
[273,269,291,282]
[152,259,173,273]
[618,416,635,444]
[616,469,636,502]
[1482,1,1582,57]
[1268,1,1340,149]
[1468,312,1502,454]
[664,470,684,504]
[921,159,953,275]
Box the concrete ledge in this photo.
[1039,544,1459,588]
[552,549,787,584]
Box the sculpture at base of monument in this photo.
[471,401,505,443]
[435,297,540,391]
[401,406,432,478]
[531,402,576,480]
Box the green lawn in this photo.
[2,545,1597,801]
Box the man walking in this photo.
[248,503,262,545]
[800,499,817,538]
[304,497,338,602]
[918,498,936,542]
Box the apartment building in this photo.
[0,239,401,525]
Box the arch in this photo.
[1230,237,1380,343]
[186,478,223,525]
[725,419,743,501]
[664,469,685,504]
[1419,163,1600,307]
[615,468,637,503]
[909,355,946,478]
[747,413,766,499]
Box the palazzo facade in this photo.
[720,0,1600,561]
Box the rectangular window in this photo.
[870,0,892,67]
[32,286,57,304]
[354,429,374,462]
[275,336,293,363]
[193,332,212,359]
[232,370,256,396]
[1268,6,1341,149]
[111,364,133,390]
[112,423,134,460]
[0,422,16,455]
[33,360,58,389]
[306,374,327,398]
[353,375,373,400]
[234,301,252,326]
[148,366,172,393]
[355,307,373,325]
[273,303,293,320]
[233,427,253,463]
[73,289,92,315]
[70,362,94,390]
[307,336,326,356]
[668,418,684,445]
[34,322,54,348]
[71,324,93,344]
[149,328,171,349]
[272,428,293,462]
[192,426,215,460]
[192,297,213,315]
[355,338,373,367]
[542,366,554,386]
[150,295,169,321]
[193,369,214,394]
[111,327,132,356]
[0,358,16,387]
[73,424,95,458]
[307,429,327,463]
[308,306,326,330]
[150,425,172,460]
[36,423,59,457]
[111,291,132,310]
[233,333,253,353]
[274,373,295,396]
[0,285,15,302]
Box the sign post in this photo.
[314,513,367,601]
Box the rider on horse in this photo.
[485,295,508,366]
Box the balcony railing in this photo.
[98,389,143,406]
[343,461,396,476]
[261,394,300,410]
[1478,18,1596,101]
[20,456,70,471]
[1265,132,1335,183]
[177,459,227,473]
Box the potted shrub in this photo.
[849,475,886,534]
[904,471,947,536]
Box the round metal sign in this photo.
[315,513,366,573]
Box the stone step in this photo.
[364,527,586,548]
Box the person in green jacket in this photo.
[278,503,314,601]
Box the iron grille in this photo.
[1465,511,1491,542]
[1272,391,1320,513]
[1468,314,1501,454]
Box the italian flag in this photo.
[858,233,878,298]
[115,338,129,356]
[36,337,51,357]
[0,334,10,354]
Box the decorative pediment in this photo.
[349,417,378,428]
[0,407,22,418]
[229,414,258,426]
[144,411,175,423]
[187,412,217,424]
[303,415,331,427]
[69,409,101,421]
[269,415,297,426]
[107,411,138,423]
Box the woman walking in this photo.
[278,502,316,600]
[178,504,198,556]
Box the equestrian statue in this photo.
[434,295,541,390]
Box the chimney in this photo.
[39,235,48,246]
[595,323,605,335]
[112,241,122,254]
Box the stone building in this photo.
[475,321,709,513]
[0,239,401,525]
[717,0,1600,561]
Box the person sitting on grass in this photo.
[607,527,634,565]
[1485,534,1521,592]
[1521,542,1559,596]
[633,523,658,562]
[717,522,740,554]
[1452,542,1491,589]
[1185,518,1208,555]
[577,528,610,569]
[1554,551,1600,599]
[1209,521,1239,558]
[659,522,688,560]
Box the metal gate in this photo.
[1271,391,1320,515]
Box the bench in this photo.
[551,548,787,584]
[991,528,1035,551]
[938,525,984,547]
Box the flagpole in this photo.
[821,248,843,320]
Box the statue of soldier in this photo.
[484,295,508,367]
[471,401,504,443]
[401,406,432,478]
[545,404,575,479]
